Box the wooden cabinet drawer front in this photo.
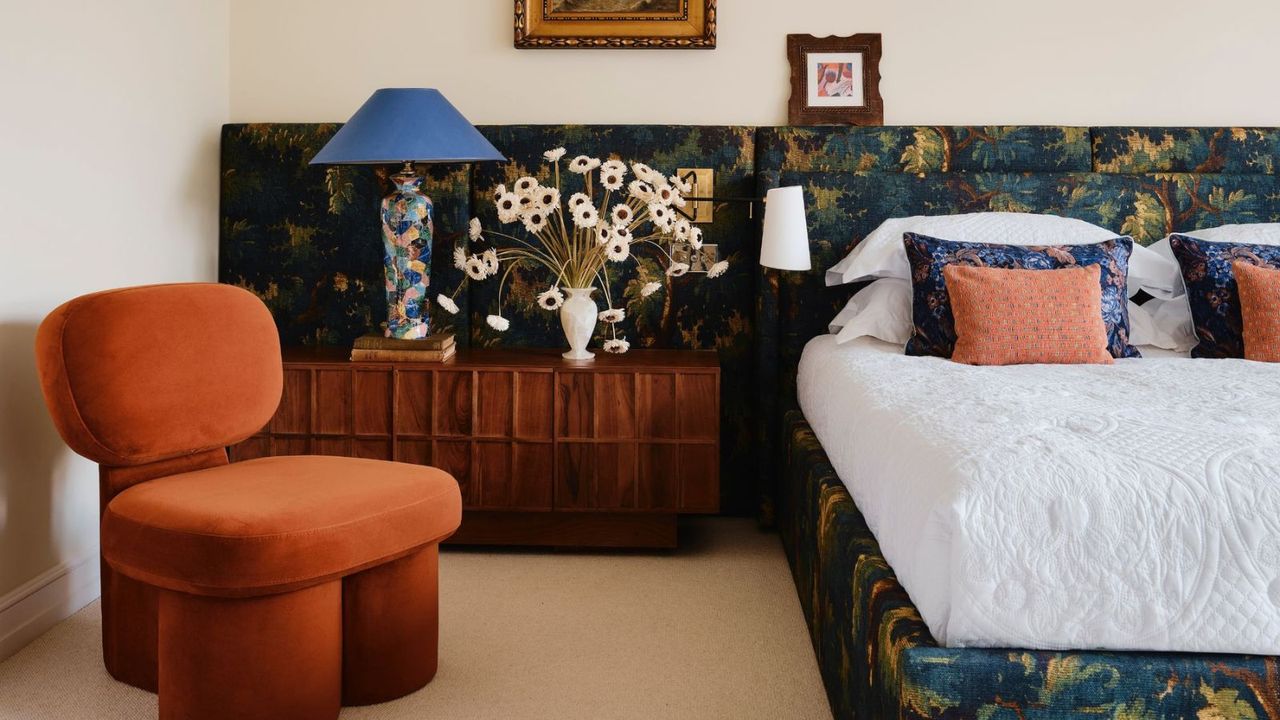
[315,370,352,435]
[395,371,432,436]
[475,371,513,438]
[354,370,392,436]
[435,371,472,436]
[555,372,594,438]
[272,368,311,434]
[515,372,554,440]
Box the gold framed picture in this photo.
[515,0,716,49]
[787,34,883,126]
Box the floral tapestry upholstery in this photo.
[780,408,1280,720]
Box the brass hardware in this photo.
[676,168,715,223]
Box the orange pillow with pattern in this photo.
[943,264,1113,366]
[1234,261,1280,362]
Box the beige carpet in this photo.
[0,518,831,719]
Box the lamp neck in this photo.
[399,161,415,174]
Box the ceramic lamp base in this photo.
[380,166,434,339]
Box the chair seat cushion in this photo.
[101,456,461,597]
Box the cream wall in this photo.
[231,0,1280,126]
[0,0,230,608]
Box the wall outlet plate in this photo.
[672,243,718,272]
[675,168,714,223]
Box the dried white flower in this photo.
[627,180,654,202]
[603,338,630,354]
[492,184,507,202]
[572,204,599,229]
[486,314,510,332]
[535,186,561,211]
[669,174,693,193]
[599,166,625,191]
[601,159,627,176]
[640,281,662,297]
[537,287,565,310]
[667,262,689,277]
[610,204,633,227]
[706,260,729,279]
[630,162,662,185]
[453,247,467,271]
[654,183,676,206]
[568,155,600,174]
[568,192,591,210]
[522,209,549,233]
[514,176,539,196]
[598,308,625,323]
[544,147,566,162]
[464,256,487,281]
[669,193,686,208]
[688,226,704,250]
[481,249,499,277]
[436,294,459,315]
[496,192,521,223]
[468,217,482,241]
[673,218,692,242]
[648,202,673,231]
[605,239,630,262]
[613,225,632,243]
[596,224,615,245]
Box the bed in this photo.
[754,126,1280,718]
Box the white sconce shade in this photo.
[760,186,811,271]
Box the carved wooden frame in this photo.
[515,0,716,49]
[787,33,883,126]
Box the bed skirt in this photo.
[778,407,1280,720]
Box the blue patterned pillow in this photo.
[1168,234,1280,358]
[903,233,1139,359]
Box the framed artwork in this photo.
[514,0,716,49]
[787,34,883,126]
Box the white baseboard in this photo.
[0,552,100,662]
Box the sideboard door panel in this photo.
[637,373,678,440]
[595,373,636,439]
[435,371,473,437]
[394,370,432,436]
[434,440,474,505]
[476,440,513,507]
[678,444,719,512]
[556,443,595,509]
[512,442,554,509]
[637,443,678,510]
[274,369,311,434]
[353,370,392,436]
[514,372,554,440]
[555,372,594,439]
[475,371,513,438]
[315,370,352,436]
[595,442,638,510]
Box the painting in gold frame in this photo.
[515,0,716,49]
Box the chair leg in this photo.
[100,561,159,692]
[341,544,441,705]
[158,582,341,720]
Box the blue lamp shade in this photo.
[310,88,505,165]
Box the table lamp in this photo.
[760,186,812,271]
[311,88,505,339]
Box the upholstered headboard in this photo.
[220,124,1280,521]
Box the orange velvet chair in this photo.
[35,283,462,720]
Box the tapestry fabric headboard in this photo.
[220,124,1280,521]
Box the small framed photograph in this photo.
[787,34,882,125]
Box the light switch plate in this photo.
[675,168,714,223]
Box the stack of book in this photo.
[350,333,456,362]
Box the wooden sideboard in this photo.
[229,347,721,549]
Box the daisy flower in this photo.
[667,262,689,277]
[707,260,729,279]
[436,294,459,315]
[627,180,654,202]
[491,184,507,202]
[465,257,487,281]
[603,338,630,354]
[596,224,615,245]
[610,204,633,227]
[601,159,627,176]
[654,183,676,206]
[600,168,624,191]
[648,202,673,230]
[514,176,539,196]
[537,287,565,311]
[572,204,599,229]
[613,225,633,243]
[605,238,630,262]
[544,147,566,162]
[568,155,601,174]
[522,209,549,233]
[598,308,625,323]
[481,249,499,277]
[631,162,662,185]
[486,314,510,332]
[517,194,534,212]
[669,192,686,208]
[468,218,482,241]
[640,281,662,297]
[496,192,521,223]
[568,192,591,210]
[688,226,704,250]
[535,187,561,210]
[453,247,467,271]
[673,218,691,242]
[669,174,693,193]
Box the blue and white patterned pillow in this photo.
[903,233,1139,359]
[1168,234,1280,358]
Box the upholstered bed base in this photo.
[778,407,1280,720]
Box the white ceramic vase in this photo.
[559,287,597,360]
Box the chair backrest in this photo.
[36,283,283,467]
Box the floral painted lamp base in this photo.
[381,167,433,339]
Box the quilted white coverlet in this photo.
[797,334,1280,653]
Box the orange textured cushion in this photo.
[1234,261,1280,362]
[944,264,1114,366]
[35,283,283,467]
[101,456,461,597]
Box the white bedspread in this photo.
[797,335,1280,653]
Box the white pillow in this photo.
[1128,299,1196,352]
[829,278,912,345]
[825,212,1180,298]
[1148,223,1280,299]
